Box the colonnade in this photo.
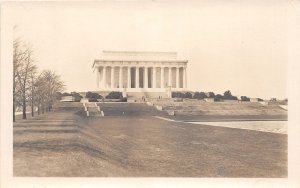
[96,65,187,90]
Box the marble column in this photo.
[183,67,187,89]
[111,66,115,88]
[161,67,164,88]
[127,67,131,88]
[144,67,148,88]
[153,67,156,88]
[135,67,139,88]
[96,67,100,88]
[176,67,180,88]
[119,66,123,88]
[168,67,172,87]
[103,66,106,88]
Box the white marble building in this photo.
[92,51,188,93]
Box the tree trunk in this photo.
[22,96,26,119]
[22,79,27,119]
[13,98,16,122]
[31,99,34,117]
[42,103,44,114]
[13,62,16,122]
[37,104,40,115]
[31,84,34,117]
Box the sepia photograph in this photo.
[1,0,300,187]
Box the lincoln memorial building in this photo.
[92,51,188,96]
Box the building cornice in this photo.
[92,59,188,68]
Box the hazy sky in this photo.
[9,0,287,99]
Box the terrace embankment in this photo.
[149,100,287,121]
[95,102,167,116]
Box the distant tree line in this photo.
[13,38,65,122]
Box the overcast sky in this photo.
[9,0,288,99]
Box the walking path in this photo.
[154,116,287,134]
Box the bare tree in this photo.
[13,30,65,121]
[15,45,37,119]
[34,73,47,115]
[41,70,65,111]
[13,38,33,121]
[28,72,38,117]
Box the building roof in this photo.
[101,51,178,61]
[93,51,188,67]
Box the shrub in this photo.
[85,91,102,102]
[71,92,83,102]
[214,94,223,101]
[223,90,237,100]
[241,96,250,101]
[223,90,232,99]
[106,91,123,99]
[171,92,176,98]
[171,92,185,98]
[207,92,215,98]
[171,92,193,99]
[185,92,193,99]
[59,92,83,102]
[85,91,93,98]
[171,92,178,98]
[231,96,238,100]
[62,92,72,96]
[193,92,206,100]
[88,98,98,102]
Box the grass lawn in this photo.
[13,106,287,177]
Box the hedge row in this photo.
[172,92,214,100]
[86,91,126,102]
[172,91,242,101]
